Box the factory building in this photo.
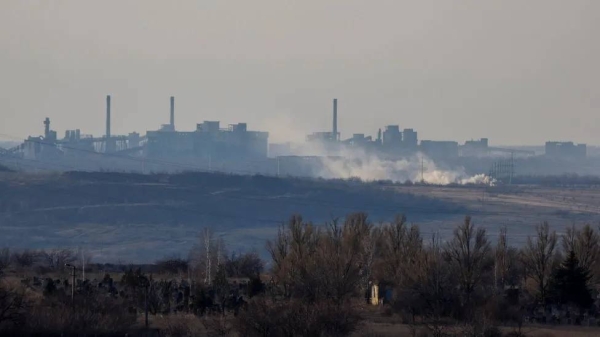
[307,99,340,143]
[402,129,418,149]
[146,131,195,157]
[420,140,459,160]
[195,121,268,161]
[21,96,151,161]
[6,94,572,177]
[147,121,268,162]
[461,138,489,157]
[306,131,337,142]
[60,129,96,155]
[304,100,424,158]
[24,118,61,160]
[545,141,586,159]
[145,96,269,162]
[346,134,372,146]
[305,99,343,155]
[382,125,402,148]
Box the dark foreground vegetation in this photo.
[2,213,600,336]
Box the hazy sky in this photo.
[1,0,599,145]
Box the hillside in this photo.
[1,171,599,262]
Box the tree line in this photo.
[1,214,600,336]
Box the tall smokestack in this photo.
[333,98,338,141]
[106,95,111,138]
[170,96,175,129]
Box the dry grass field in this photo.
[1,171,599,262]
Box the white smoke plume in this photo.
[286,142,494,185]
[261,113,308,143]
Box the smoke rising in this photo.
[288,142,493,185]
[261,113,308,143]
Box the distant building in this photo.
[269,142,292,157]
[306,131,341,155]
[306,98,340,144]
[382,125,402,148]
[420,140,459,160]
[346,134,372,146]
[147,121,268,161]
[545,141,586,159]
[306,131,337,143]
[461,138,489,157]
[402,128,418,149]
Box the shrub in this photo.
[158,313,203,337]
[24,291,136,335]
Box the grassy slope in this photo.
[0,171,599,262]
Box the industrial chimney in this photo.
[170,96,175,130]
[44,118,50,139]
[332,98,338,141]
[106,95,111,138]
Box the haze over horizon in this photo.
[1,0,599,146]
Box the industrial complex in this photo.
[0,96,591,180]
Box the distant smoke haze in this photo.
[287,141,493,185]
[261,113,308,143]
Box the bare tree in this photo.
[10,250,40,268]
[419,234,457,337]
[266,215,321,300]
[267,213,372,304]
[318,213,372,304]
[375,215,423,288]
[495,227,524,289]
[286,215,321,301]
[266,222,292,297]
[562,224,599,272]
[576,225,599,273]
[360,223,380,296]
[444,216,492,313]
[225,251,264,279]
[189,227,223,285]
[562,224,577,254]
[0,283,27,328]
[495,227,508,290]
[42,249,77,271]
[521,222,557,306]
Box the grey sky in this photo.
[1,0,598,146]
